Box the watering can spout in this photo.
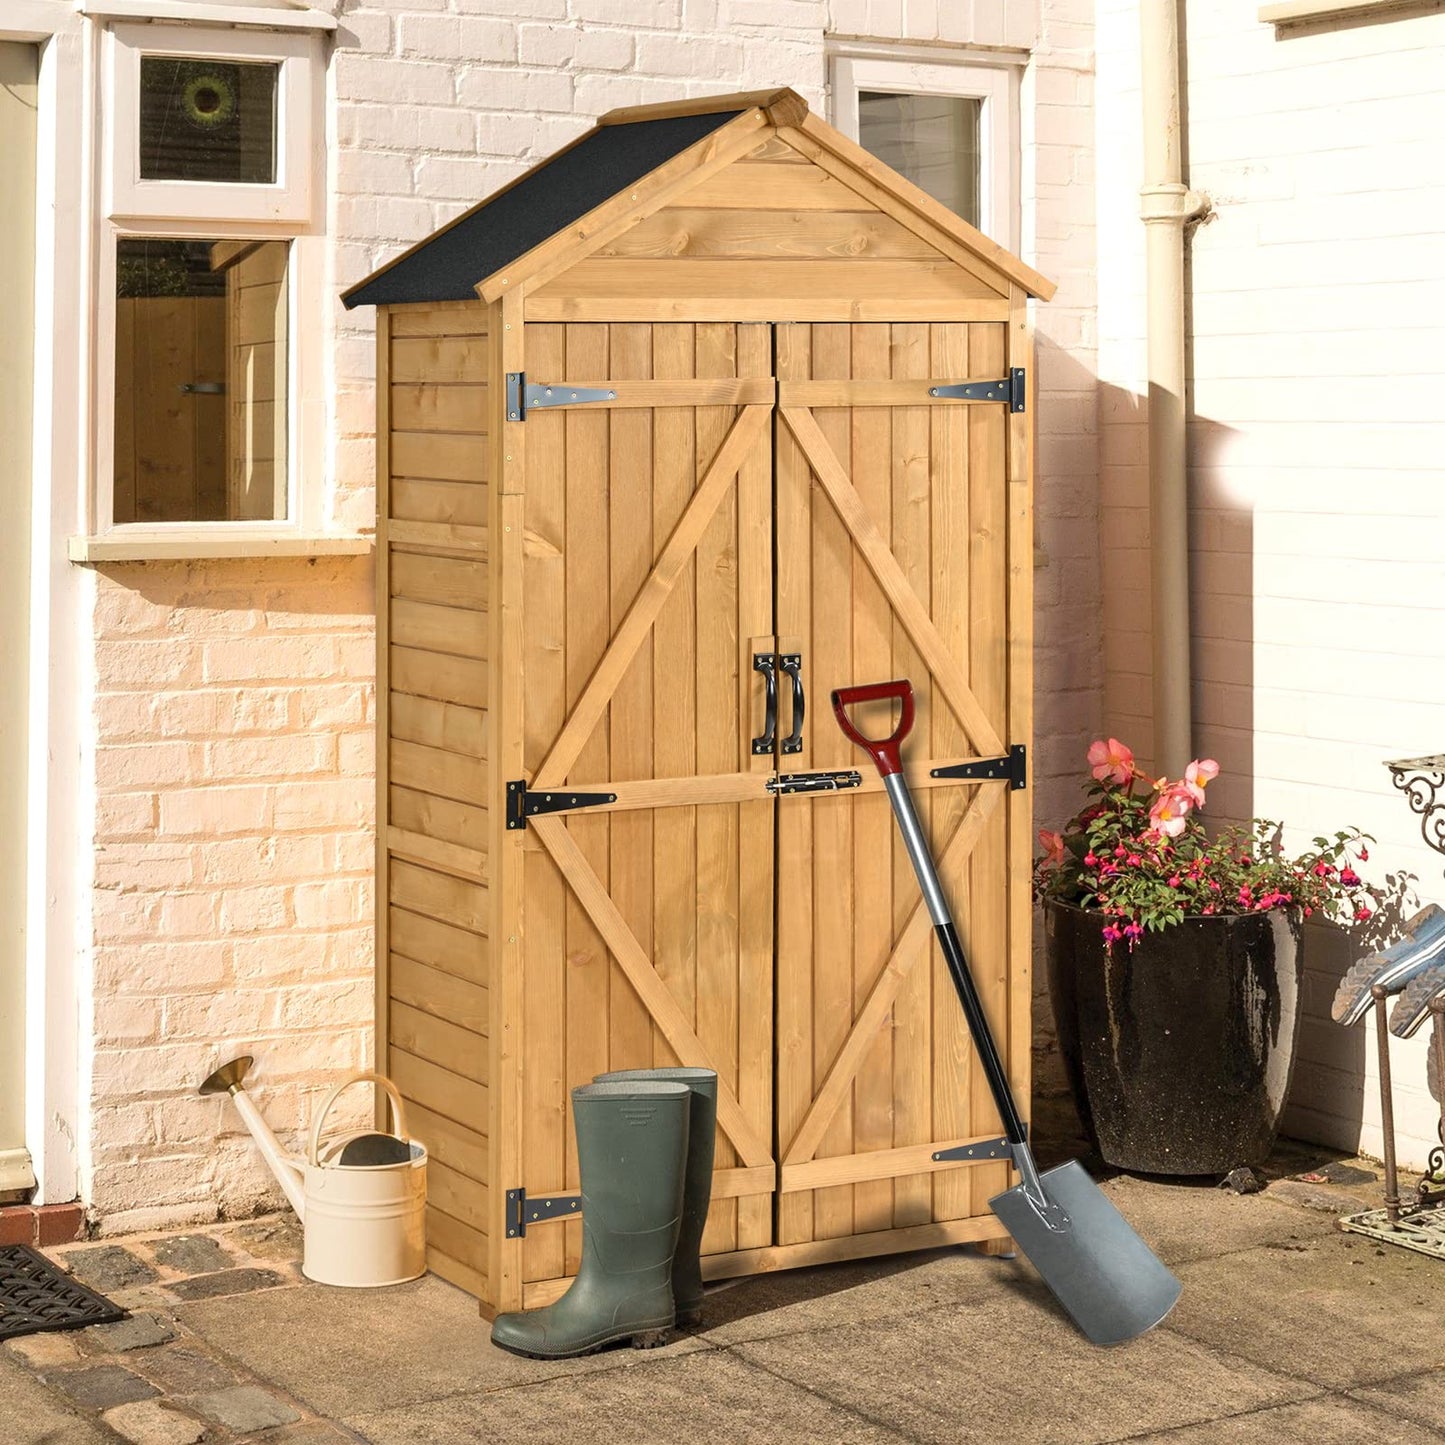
[199,1056,307,1220]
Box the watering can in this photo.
[199,1056,428,1288]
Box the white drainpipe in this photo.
[1139,0,1209,775]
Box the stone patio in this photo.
[3,1133,1444,1444]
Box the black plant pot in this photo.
[1044,899,1304,1175]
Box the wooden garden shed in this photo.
[343,87,1054,1317]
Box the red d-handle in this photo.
[831,680,915,778]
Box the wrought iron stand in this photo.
[1338,756,1445,1258]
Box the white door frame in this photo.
[3,1,93,1206]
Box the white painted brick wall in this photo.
[1094,0,1445,1168]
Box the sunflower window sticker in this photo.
[138,57,277,186]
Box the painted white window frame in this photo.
[829,46,1020,255]
[75,15,354,559]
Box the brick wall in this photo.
[1094,0,1445,1167]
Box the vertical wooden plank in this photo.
[848,323,894,1236]
[967,319,1011,1218]
[926,321,972,1227]
[694,320,741,1258]
[810,322,854,1242]
[607,323,655,1080]
[734,322,774,1253]
[774,321,813,1248]
[520,319,568,1292]
[490,293,525,1313]
[113,298,136,523]
[375,308,393,1101]
[563,322,612,1276]
[651,324,697,1075]
[193,297,227,520]
[1005,291,1035,1200]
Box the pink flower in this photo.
[1149,786,1193,839]
[1124,922,1144,941]
[1083,852,1099,868]
[1088,738,1136,787]
[1038,829,1065,866]
[1181,758,1220,805]
[1101,923,1123,945]
[1339,867,1361,888]
[1127,854,1142,867]
[1167,875,1181,887]
[1359,846,1370,862]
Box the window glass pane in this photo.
[139,58,278,184]
[858,91,982,227]
[114,238,288,523]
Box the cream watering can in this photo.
[200,1056,428,1287]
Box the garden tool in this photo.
[490,1081,690,1359]
[1332,903,1445,1027]
[832,680,1182,1347]
[198,1057,427,1287]
[593,1067,717,1325]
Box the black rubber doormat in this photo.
[0,1245,126,1340]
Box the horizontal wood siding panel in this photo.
[389,1046,488,1129]
[390,999,487,1085]
[391,383,488,434]
[391,335,487,384]
[390,478,490,528]
[427,1211,489,1286]
[391,953,489,1035]
[388,693,487,755]
[684,162,863,209]
[391,597,488,659]
[390,552,488,612]
[390,785,488,854]
[390,431,487,483]
[427,1157,490,1233]
[406,1099,488,1174]
[389,858,488,934]
[389,304,489,337]
[389,905,487,983]
[390,645,488,707]
[596,208,943,261]
[391,740,487,806]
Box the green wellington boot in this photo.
[594,1067,717,1326]
[489,1081,690,1359]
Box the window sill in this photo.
[80,0,338,31]
[1259,0,1416,23]
[69,532,374,563]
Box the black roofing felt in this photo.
[343,109,744,310]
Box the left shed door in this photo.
[517,323,777,1299]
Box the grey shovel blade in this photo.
[990,1159,1181,1346]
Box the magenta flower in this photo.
[1088,738,1136,787]
[1339,867,1361,887]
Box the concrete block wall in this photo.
[1094,0,1445,1167]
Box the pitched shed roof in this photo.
[341,108,743,309]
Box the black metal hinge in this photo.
[505,372,617,421]
[505,780,618,830]
[932,1127,1023,1164]
[930,745,1027,791]
[766,769,863,796]
[505,1188,582,1238]
[928,368,1026,414]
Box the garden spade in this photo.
[832,681,1182,1346]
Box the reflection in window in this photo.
[859,91,982,227]
[114,238,288,523]
[139,57,278,184]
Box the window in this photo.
[79,18,334,552]
[831,50,1017,251]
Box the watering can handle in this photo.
[308,1071,410,1167]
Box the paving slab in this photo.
[64,1244,158,1292]
[173,1272,709,1418]
[0,1352,112,1443]
[129,1344,240,1395]
[1125,1391,1445,1443]
[4,1332,83,1370]
[166,1266,285,1301]
[347,1346,914,1445]
[102,1397,207,1445]
[149,1235,234,1276]
[733,1291,1312,1445]
[1163,1231,1445,1390]
[46,1361,160,1409]
[1349,1368,1445,1435]
[192,1382,302,1432]
[81,1311,177,1354]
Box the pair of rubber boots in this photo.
[489,1067,717,1359]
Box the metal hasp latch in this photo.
[929,368,1026,413]
[766,770,863,796]
[505,1188,582,1238]
[930,745,1028,791]
[505,372,617,421]
[931,1129,1022,1164]
[505,780,617,830]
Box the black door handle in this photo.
[751,653,777,755]
[780,653,804,755]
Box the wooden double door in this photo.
[517,319,1027,1290]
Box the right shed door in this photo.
[772,320,1022,1247]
